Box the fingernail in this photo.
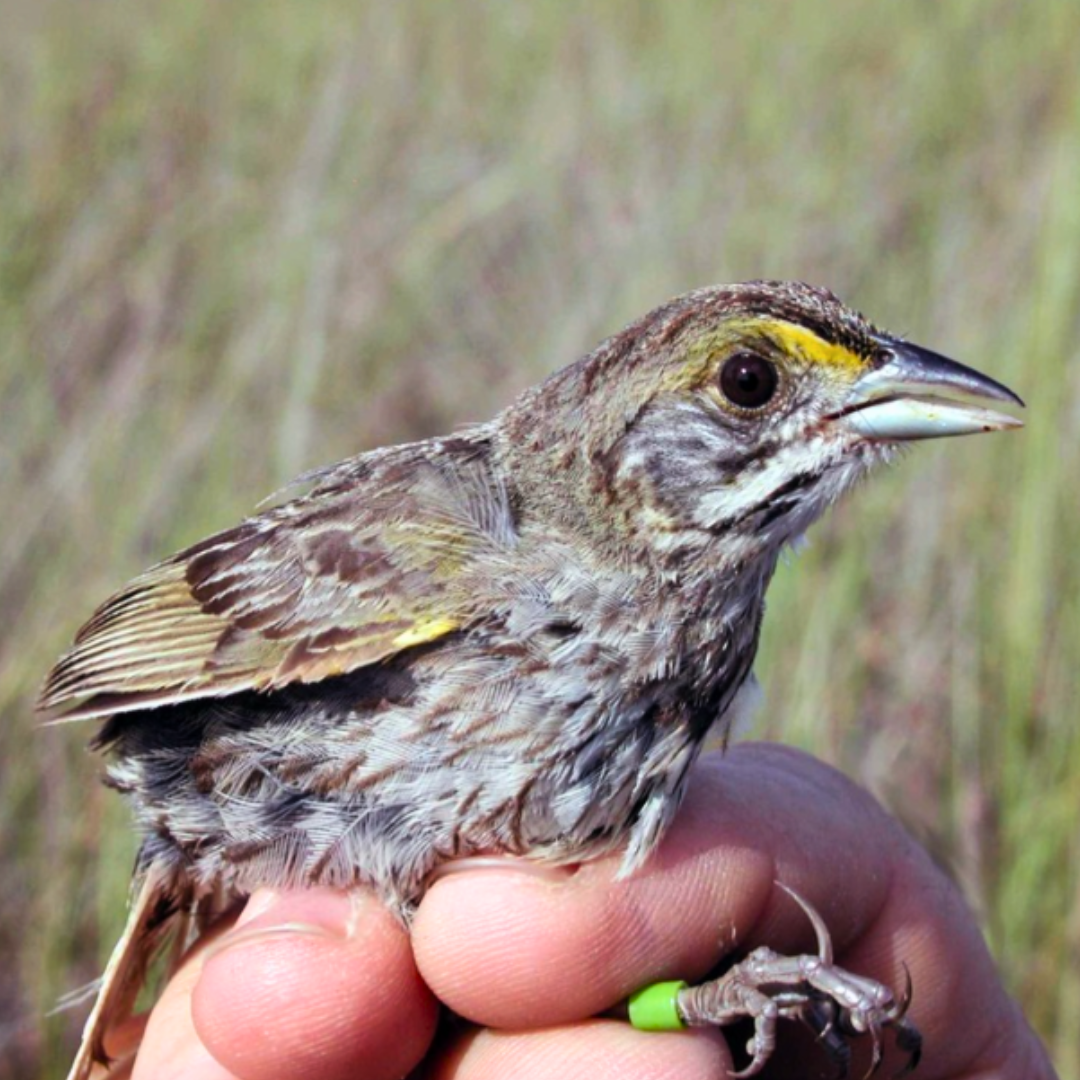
[234,888,282,927]
[428,856,573,884]
[205,889,369,962]
[203,921,341,961]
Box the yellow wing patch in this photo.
[391,616,460,650]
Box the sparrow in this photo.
[39,281,1023,1077]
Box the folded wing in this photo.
[38,436,514,720]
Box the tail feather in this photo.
[66,869,184,1080]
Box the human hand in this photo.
[110,744,1056,1079]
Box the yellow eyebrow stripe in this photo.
[758,319,867,372]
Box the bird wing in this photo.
[38,437,515,720]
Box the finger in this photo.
[100,1014,148,1078]
[413,744,897,1029]
[135,888,439,1080]
[836,841,1050,1080]
[133,931,240,1080]
[425,1021,731,1080]
[414,742,1052,1079]
[194,888,438,1080]
[725,749,1050,1079]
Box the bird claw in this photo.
[672,886,922,1077]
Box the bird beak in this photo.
[837,338,1024,441]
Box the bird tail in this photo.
[65,867,188,1080]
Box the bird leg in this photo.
[670,885,922,1078]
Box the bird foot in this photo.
[668,885,922,1077]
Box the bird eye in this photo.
[719,352,779,410]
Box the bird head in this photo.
[503,281,1022,569]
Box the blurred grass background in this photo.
[1,1,1078,1075]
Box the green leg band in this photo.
[627,979,688,1031]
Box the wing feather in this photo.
[39,435,513,720]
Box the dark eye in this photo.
[719,352,779,409]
